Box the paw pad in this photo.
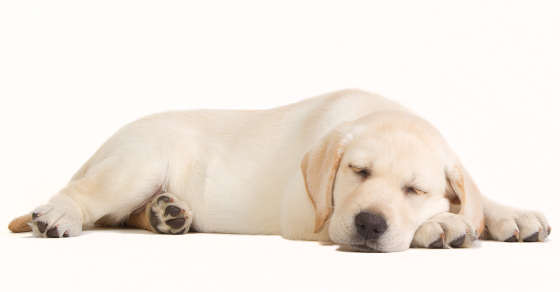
[504,234,518,242]
[449,234,465,248]
[411,213,476,249]
[428,234,444,249]
[523,232,539,242]
[46,227,59,238]
[149,194,191,235]
[486,210,550,243]
[30,202,82,238]
[37,221,48,233]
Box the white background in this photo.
[1,1,558,291]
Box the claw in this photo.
[428,233,445,248]
[504,234,518,242]
[450,234,466,248]
[504,229,519,242]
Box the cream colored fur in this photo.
[15,89,550,252]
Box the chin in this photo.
[332,234,413,253]
[337,242,409,253]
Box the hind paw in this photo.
[148,193,192,234]
[31,196,82,238]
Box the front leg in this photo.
[416,154,551,247]
[482,198,551,242]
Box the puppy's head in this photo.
[301,111,468,252]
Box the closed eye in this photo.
[349,164,371,179]
[403,185,427,195]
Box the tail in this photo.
[8,214,32,233]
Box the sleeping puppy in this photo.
[8,89,551,252]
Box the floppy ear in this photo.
[445,163,485,237]
[301,127,352,233]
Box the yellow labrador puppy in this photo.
[9,89,551,252]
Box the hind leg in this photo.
[31,154,168,238]
[126,193,192,234]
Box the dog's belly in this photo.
[189,190,284,235]
[169,154,288,235]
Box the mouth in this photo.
[338,243,383,253]
[352,244,379,252]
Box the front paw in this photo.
[411,213,477,249]
[484,209,550,242]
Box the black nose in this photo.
[354,212,388,240]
